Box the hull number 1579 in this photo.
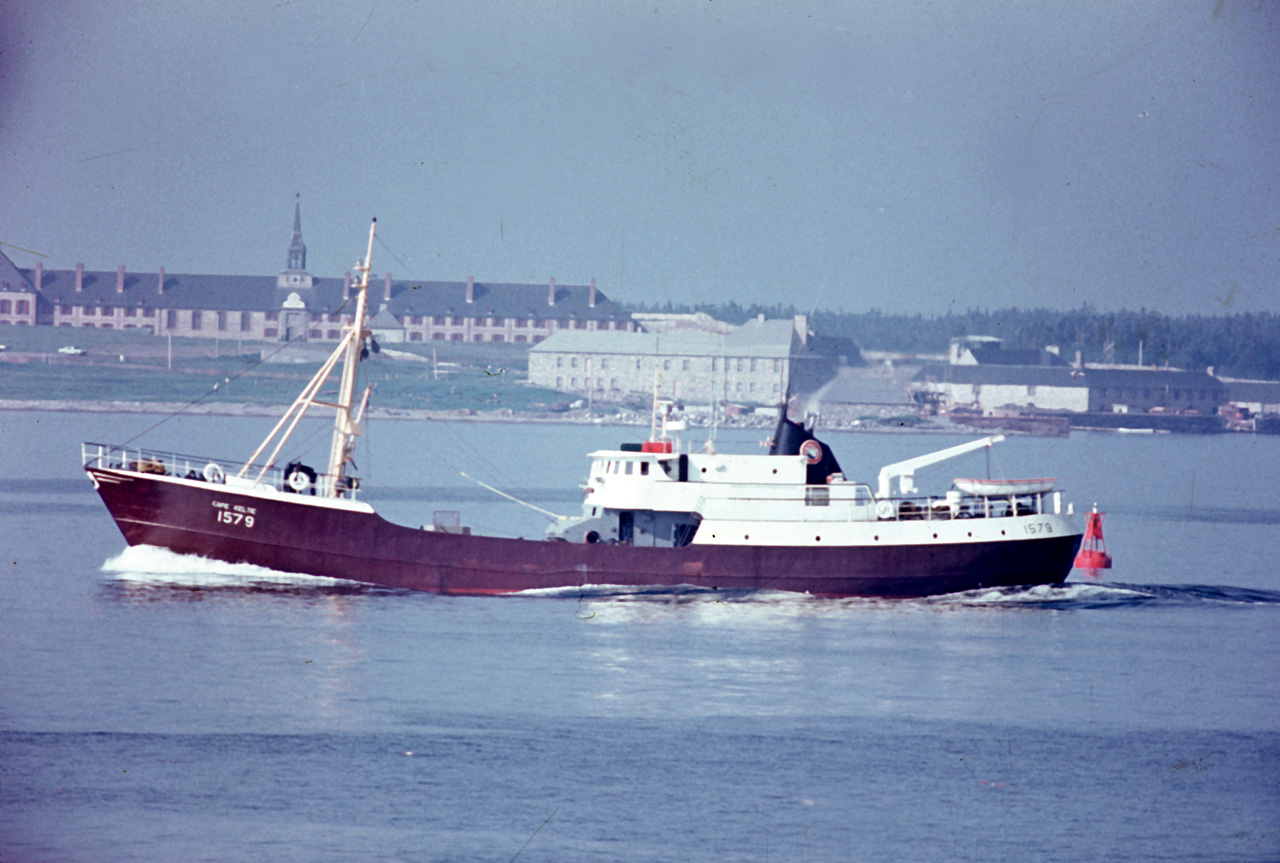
[213,500,256,528]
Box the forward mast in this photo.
[236,219,378,497]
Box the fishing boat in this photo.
[84,220,1085,597]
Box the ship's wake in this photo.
[101,544,357,591]
[521,580,1280,611]
[932,581,1280,609]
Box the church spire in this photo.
[278,193,314,290]
[287,193,307,271]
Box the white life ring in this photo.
[875,500,895,520]
[202,462,225,484]
[286,469,312,492]
[800,439,823,465]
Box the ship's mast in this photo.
[237,219,377,495]
[325,220,377,489]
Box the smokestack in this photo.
[75,263,84,292]
[547,277,556,307]
[466,275,474,304]
[157,266,165,294]
[383,272,392,302]
[117,265,125,293]
[343,271,351,300]
[34,262,43,292]
[589,277,597,308]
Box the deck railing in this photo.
[877,489,1065,521]
[81,441,362,501]
[694,483,1066,522]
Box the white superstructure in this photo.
[548,429,1076,550]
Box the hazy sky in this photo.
[2,1,1277,315]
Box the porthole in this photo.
[815,536,821,542]
[874,535,879,541]
[932,533,937,539]
[744,535,750,541]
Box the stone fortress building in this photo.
[528,312,838,405]
[0,197,634,343]
[912,335,1227,415]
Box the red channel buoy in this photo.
[1074,504,1113,569]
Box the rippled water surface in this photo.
[2,411,1278,862]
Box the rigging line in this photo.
[116,339,308,449]
[396,418,563,521]
[990,446,1009,481]
[409,414,525,493]
[374,363,527,489]
[373,233,417,279]
[358,347,526,491]
[509,808,557,863]
[281,418,332,467]
[405,377,533,490]
[458,472,565,521]
[355,359,375,477]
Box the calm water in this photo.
[1,411,1278,862]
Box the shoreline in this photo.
[0,398,616,424]
[0,398,963,434]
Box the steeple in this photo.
[278,193,313,289]
[287,193,307,271]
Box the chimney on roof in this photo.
[116,265,125,294]
[793,314,808,345]
[1207,366,1215,378]
[589,278,597,308]
[548,277,556,307]
[466,275,474,304]
[34,262,43,292]
[1073,350,1082,369]
[75,263,84,292]
[343,271,351,300]
[157,266,165,294]
[384,272,392,302]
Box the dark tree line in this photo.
[628,301,1280,380]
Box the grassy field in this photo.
[0,325,571,412]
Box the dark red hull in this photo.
[88,467,1081,597]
